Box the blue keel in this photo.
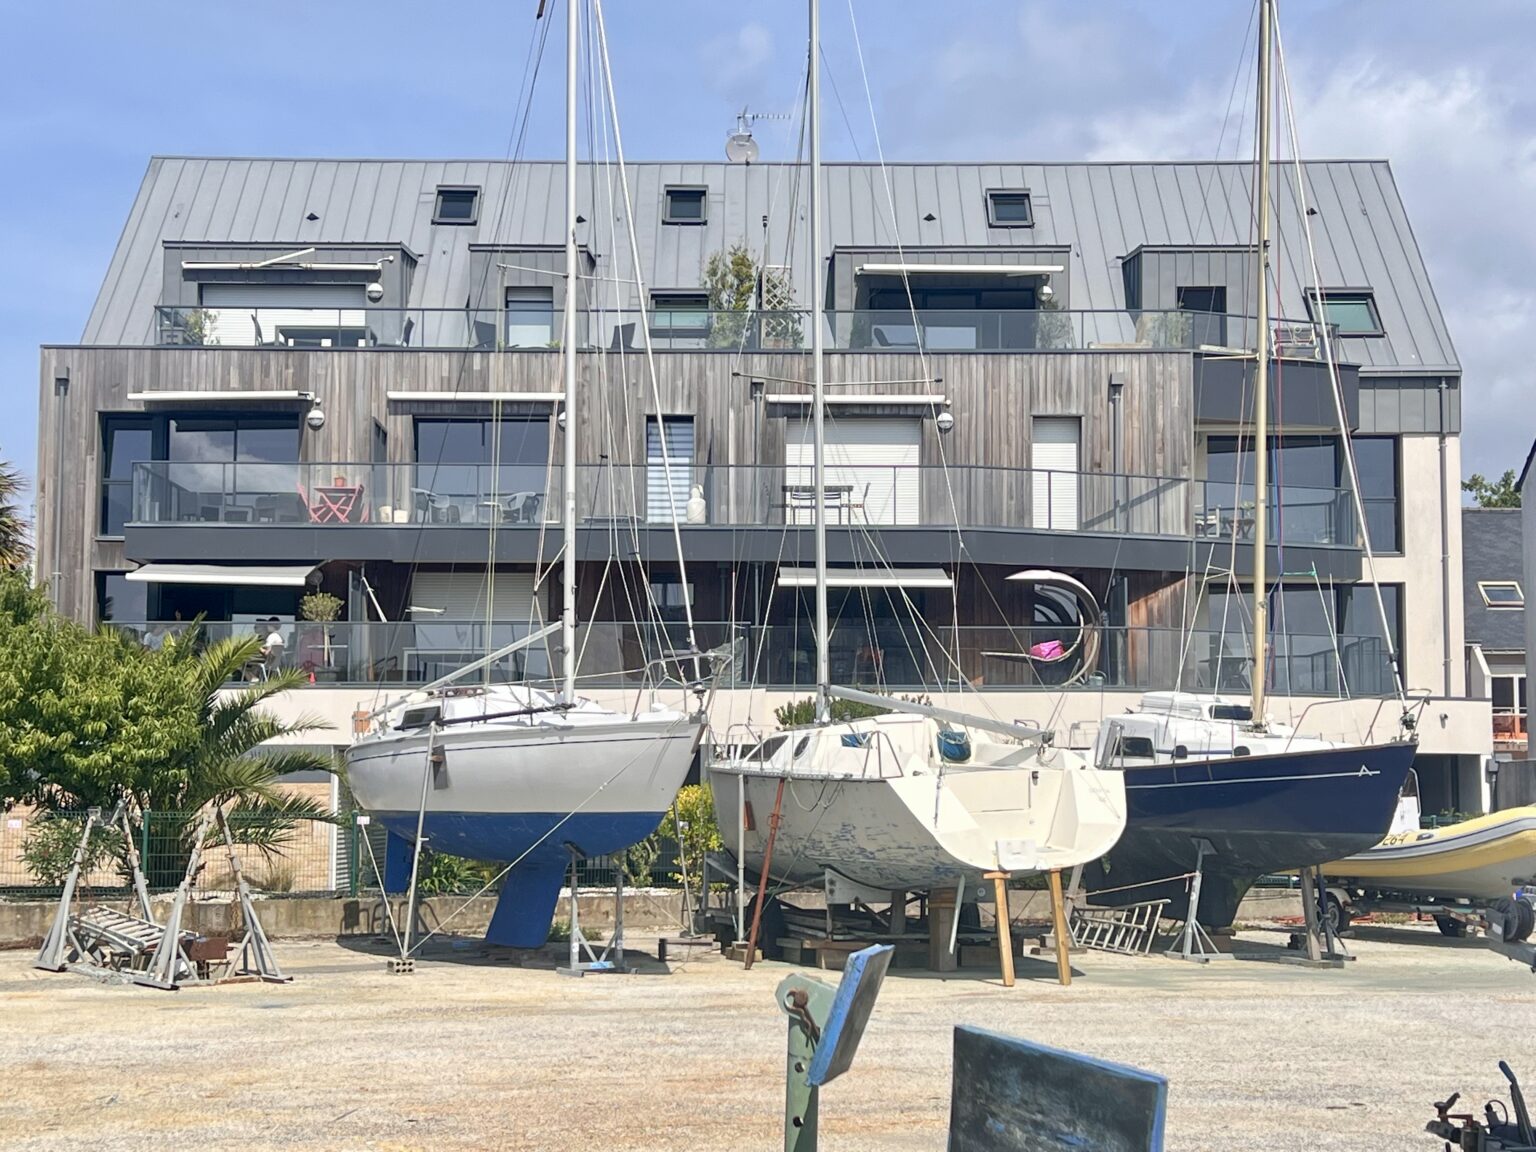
[384,830,415,894]
[485,864,567,948]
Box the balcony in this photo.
[106,619,1397,698]
[127,460,1356,547]
[151,305,1331,356]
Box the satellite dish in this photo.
[726,130,760,165]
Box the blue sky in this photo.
[4,0,1533,495]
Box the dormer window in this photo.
[433,186,480,225]
[986,190,1033,227]
[663,186,707,224]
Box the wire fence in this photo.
[0,808,686,901]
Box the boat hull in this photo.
[1084,741,1416,927]
[1322,807,1536,902]
[707,760,1126,893]
[347,713,700,947]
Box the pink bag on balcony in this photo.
[1030,639,1065,661]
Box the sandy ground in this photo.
[1,924,1533,1151]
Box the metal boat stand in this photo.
[36,804,287,989]
[557,846,633,976]
[1274,865,1350,968]
[1166,839,1223,963]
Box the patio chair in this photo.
[411,488,457,524]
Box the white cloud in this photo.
[896,4,1536,473]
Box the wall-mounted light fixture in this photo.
[305,396,327,431]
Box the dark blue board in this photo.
[807,944,894,1087]
[948,1026,1167,1152]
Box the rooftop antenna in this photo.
[726,106,790,164]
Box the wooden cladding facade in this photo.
[37,345,1196,620]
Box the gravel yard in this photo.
[2,923,1533,1151]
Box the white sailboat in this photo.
[346,0,707,949]
[706,0,1127,901]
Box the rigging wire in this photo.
[1273,1,1407,710]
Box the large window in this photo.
[1206,435,1343,545]
[1492,674,1528,716]
[1351,436,1400,552]
[1178,286,1228,347]
[650,292,711,339]
[504,287,554,348]
[166,416,301,519]
[646,416,695,523]
[413,419,551,523]
[96,572,149,625]
[1203,583,1401,697]
[100,417,154,536]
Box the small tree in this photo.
[1462,470,1521,508]
[300,591,344,670]
[702,243,758,349]
[0,458,28,570]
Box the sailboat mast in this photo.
[809,0,830,724]
[560,0,579,703]
[1249,0,1274,724]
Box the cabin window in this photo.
[663,186,707,224]
[1113,735,1156,759]
[433,186,480,225]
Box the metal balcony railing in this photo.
[126,461,1355,545]
[105,619,1396,698]
[151,305,1334,356]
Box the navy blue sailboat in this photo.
[1083,0,1417,930]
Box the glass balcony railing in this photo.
[103,619,1395,698]
[127,461,1356,545]
[152,305,1331,356]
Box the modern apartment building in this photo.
[34,156,1491,806]
[1464,508,1526,772]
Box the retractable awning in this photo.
[127,390,315,404]
[855,263,1064,277]
[777,567,953,590]
[126,564,319,587]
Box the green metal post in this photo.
[348,813,359,897]
[140,810,152,889]
[784,1019,819,1152]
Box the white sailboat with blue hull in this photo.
[346,0,707,950]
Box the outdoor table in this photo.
[309,484,364,523]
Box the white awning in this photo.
[777,567,953,589]
[385,391,564,404]
[856,263,1064,277]
[126,564,319,587]
[766,393,947,408]
[127,390,315,404]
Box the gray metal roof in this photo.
[1463,508,1525,652]
[82,156,1458,373]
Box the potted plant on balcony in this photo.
[299,592,344,682]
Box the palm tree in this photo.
[137,632,337,886]
[0,457,29,569]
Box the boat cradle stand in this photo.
[557,845,634,977]
[35,803,287,989]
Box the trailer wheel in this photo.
[1434,914,1470,938]
[1324,892,1353,938]
[1489,897,1536,944]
